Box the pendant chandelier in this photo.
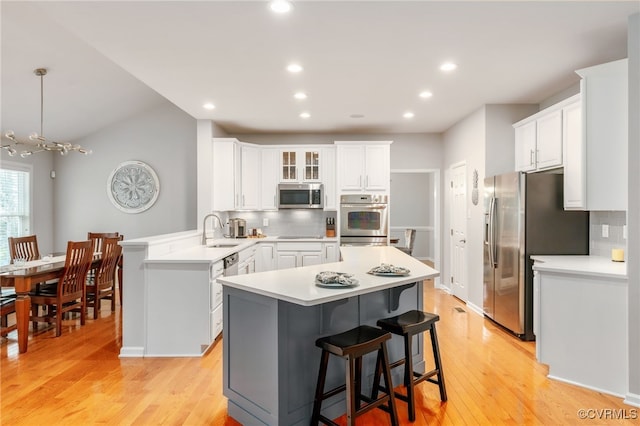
[1,68,92,158]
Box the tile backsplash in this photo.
[590,211,627,257]
[219,210,336,238]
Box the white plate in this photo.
[315,279,359,288]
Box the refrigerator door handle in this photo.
[489,197,498,268]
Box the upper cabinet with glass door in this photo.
[280,149,321,183]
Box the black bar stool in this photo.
[311,325,399,426]
[375,310,447,421]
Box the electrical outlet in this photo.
[263,218,269,227]
[602,224,609,238]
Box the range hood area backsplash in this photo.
[218,210,335,238]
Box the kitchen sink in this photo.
[206,243,240,248]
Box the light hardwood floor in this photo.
[1,281,635,425]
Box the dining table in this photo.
[0,254,101,353]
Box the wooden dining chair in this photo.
[87,232,123,306]
[0,287,17,337]
[9,235,56,294]
[29,240,93,337]
[88,232,119,254]
[86,237,122,319]
[8,235,40,262]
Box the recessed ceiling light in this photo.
[287,63,303,73]
[270,0,292,14]
[299,112,310,119]
[419,91,433,99]
[294,92,307,100]
[203,103,215,110]
[350,114,365,119]
[440,62,457,72]
[403,112,415,119]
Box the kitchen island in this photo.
[219,246,439,426]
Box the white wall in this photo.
[53,102,197,250]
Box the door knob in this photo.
[459,239,466,243]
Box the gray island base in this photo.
[220,246,440,425]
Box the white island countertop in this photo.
[218,246,439,306]
[531,255,627,279]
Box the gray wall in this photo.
[442,107,485,309]
[627,12,639,404]
[53,101,197,250]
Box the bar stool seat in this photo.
[311,325,399,426]
[376,310,447,421]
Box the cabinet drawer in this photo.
[211,280,222,309]
[211,304,223,341]
[277,242,322,251]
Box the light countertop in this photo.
[531,255,627,279]
[142,235,339,264]
[218,246,439,306]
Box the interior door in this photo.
[451,163,467,301]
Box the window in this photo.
[0,162,32,265]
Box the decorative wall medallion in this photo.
[107,161,159,213]
[472,169,479,205]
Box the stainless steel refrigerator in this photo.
[483,172,588,340]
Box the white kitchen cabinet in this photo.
[261,148,279,210]
[280,149,321,183]
[322,242,339,263]
[562,99,585,210]
[532,257,628,396]
[212,138,236,211]
[336,142,391,193]
[238,144,260,210]
[576,59,628,211]
[276,242,323,269]
[258,242,277,272]
[322,147,337,210]
[535,109,563,170]
[514,121,537,172]
[210,260,224,341]
[514,107,563,173]
[212,138,260,211]
[238,245,256,275]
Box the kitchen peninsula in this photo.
[118,231,339,358]
[219,246,438,426]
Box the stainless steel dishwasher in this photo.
[223,252,239,276]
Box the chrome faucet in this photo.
[202,213,224,245]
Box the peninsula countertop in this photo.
[218,246,439,306]
[531,255,627,279]
[136,234,339,264]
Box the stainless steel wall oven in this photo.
[339,194,388,246]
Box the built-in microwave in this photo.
[278,183,324,209]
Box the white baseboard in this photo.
[547,374,626,399]
[624,391,640,407]
[466,301,484,316]
[118,346,145,358]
